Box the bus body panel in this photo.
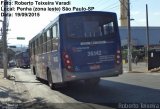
[29,11,122,85]
[59,11,122,82]
[62,41,117,71]
[34,51,63,83]
[62,66,122,82]
[30,23,63,83]
[50,51,63,83]
[36,53,48,80]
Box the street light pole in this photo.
[127,0,132,72]
[2,0,8,78]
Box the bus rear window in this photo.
[103,22,114,35]
[66,15,115,39]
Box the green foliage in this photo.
[122,49,127,59]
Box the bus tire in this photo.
[33,67,36,75]
[47,70,54,89]
[85,78,100,86]
[36,76,39,81]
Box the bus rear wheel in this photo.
[33,67,36,75]
[47,70,54,89]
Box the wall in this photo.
[119,26,160,46]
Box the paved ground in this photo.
[0,62,160,108]
[0,69,32,108]
[0,70,16,103]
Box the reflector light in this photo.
[67,66,72,69]
[115,49,121,65]
[117,61,120,64]
[117,50,121,54]
[66,60,70,64]
[117,55,120,59]
[66,75,76,79]
[65,55,69,58]
[63,52,74,72]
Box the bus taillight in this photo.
[115,50,121,64]
[63,52,74,72]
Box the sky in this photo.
[0,0,160,46]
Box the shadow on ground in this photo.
[55,79,160,108]
[25,79,160,109]
[2,77,160,109]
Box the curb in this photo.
[128,71,148,73]
[125,70,160,73]
[150,67,160,73]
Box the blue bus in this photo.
[15,49,30,68]
[29,11,122,89]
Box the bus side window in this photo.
[30,42,33,57]
[39,35,43,53]
[52,24,58,51]
[29,43,32,57]
[33,40,36,55]
[35,38,39,55]
[46,29,52,52]
[38,37,41,54]
[42,33,47,53]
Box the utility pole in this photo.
[127,0,132,72]
[120,0,128,26]
[120,0,132,71]
[146,4,149,70]
[2,0,8,78]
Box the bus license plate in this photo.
[90,65,100,70]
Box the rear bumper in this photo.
[62,66,122,82]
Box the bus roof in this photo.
[60,11,116,17]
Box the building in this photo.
[119,26,160,48]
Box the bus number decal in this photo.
[87,50,102,56]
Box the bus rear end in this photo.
[21,51,30,68]
[16,51,30,68]
[60,11,122,83]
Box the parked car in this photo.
[8,60,16,67]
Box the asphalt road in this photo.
[8,68,160,109]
